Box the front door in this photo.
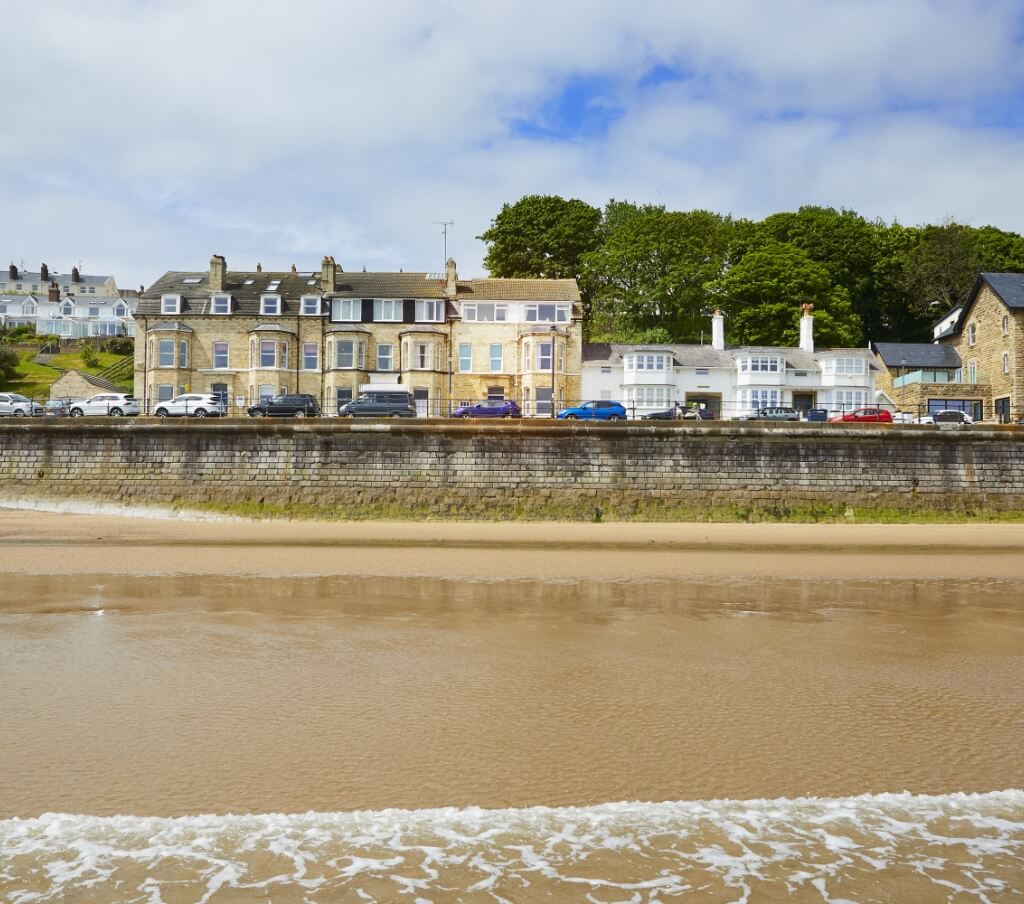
[211,383,229,415]
[413,387,429,418]
[995,397,1010,423]
[536,387,553,417]
[792,392,815,412]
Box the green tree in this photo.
[582,203,733,342]
[0,344,19,380]
[478,194,602,280]
[708,242,861,347]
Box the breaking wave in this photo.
[2,791,1022,902]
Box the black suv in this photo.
[338,391,416,418]
[247,394,321,418]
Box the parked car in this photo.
[68,393,141,417]
[41,399,76,417]
[829,407,894,423]
[641,404,715,420]
[451,399,521,419]
[557,400,627,421]
[892,411,916,424]
[641,406,681,420]
[337,391,416,418]
[154,393,226,418]
[740,406,800,422]
[0,392,44,417]
[247,393,321,418]
[916,409,973,426]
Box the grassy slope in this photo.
[0,348,131,399]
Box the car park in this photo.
[247,394,321,418]
[916,409,973,425]
[154,393,226,418]
[557,400,627,421]
[337,391,416,418]
[68,393,141,417]
[451,399,521,418]
[0,392,44,417]
[740,406,800,422]
[829,407,894,423]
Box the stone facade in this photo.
[2,420,1023,518]
[135,257,582,415]
[48,369,123,401]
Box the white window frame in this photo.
[160,295,180,315]
[415,299,444,322]
[260,295,281,315]
[376,343,394,371]
[212,341,229,369]
[967,323,977,346]
[462,302,508,322]
[157,338,174,367]
[113,302,127,317]
[335,340,364,369]
[301,296,321,316]
[331,298,361,321]
[259,339,277,368]
[1002,352,1009,374]
[524,303,570,323]
[88,305,100,318]
[373,299,402,322]
[413,342,433,370]
[302,342,318,371]
[489,343,503,373]
[1002,314,1009,336]
[459,343,472,373]
[211,294,231,315]
[537,341,553,371]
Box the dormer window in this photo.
[415,299,444,322]
[23,300,37,315]
[260,295,281,315]
[301,295,321,316]
[211,294,231,315]
[161,294,181,315]
[524,303,570,323]
[61,301,75,316]
[114,302,127,317]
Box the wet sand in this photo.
[1,507,1022,900]
[3,507,1024,579]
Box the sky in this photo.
[3,0,1024,289]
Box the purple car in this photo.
[452,399,522,419]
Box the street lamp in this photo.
[900,357,906,412]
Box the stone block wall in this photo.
[1,420,1023,519]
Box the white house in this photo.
[581,307,878,418]
[0,263,135,337]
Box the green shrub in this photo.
[0,344,19,379]
[80,345,99,368]
[101,337,134,356]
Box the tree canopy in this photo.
[478,195,1024,347]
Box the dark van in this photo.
[338,391,416,418]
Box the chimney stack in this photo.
[8,263,17,280]
[40,262,48,281]
[256,262,262,273]
[711,309,725,351]
[209,254,226,291]
[445,257,457,297]
[320,255,336,293]
[71,266,80,283]
[48,281,60,302]
[799,303,814,354]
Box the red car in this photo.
[829,407,894,423]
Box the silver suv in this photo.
[0,393,44,417]
[68,393,142,417]
[153,393,226,418]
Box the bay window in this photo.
[157,339,174,367]
[260,340,276,368]
[178,340,188,368]
[537,342,552,371]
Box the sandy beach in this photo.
[1,505,1024,579]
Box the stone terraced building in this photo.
[134,255,582,415]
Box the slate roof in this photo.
[146,321,193,333]
[137,268,580,317]
[6,271,113,290]
[871,342,962,368]
[981,272,1024,309]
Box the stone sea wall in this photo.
[1,420,1023,519]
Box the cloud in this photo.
[2,0,1023,287]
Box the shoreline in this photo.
[3,507,1024,580]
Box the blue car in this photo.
[452,399,522,419]
[557,400,627,421]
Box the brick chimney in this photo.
[40,262,48,281]
[48,281,60,302]
[8,263,17,280]
[209,254,226,291]
[799,304,814,354]
[445,257,457,297]
[71,266,80,283]
[320,255,336,293]
[711,309,725,351]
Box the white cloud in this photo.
[2,0,1023,286]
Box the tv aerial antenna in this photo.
[434,220,454,264]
